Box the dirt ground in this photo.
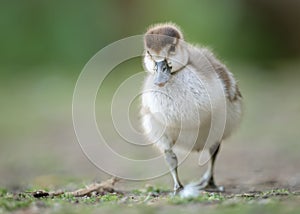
[0,64,300,212]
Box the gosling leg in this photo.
[164,149,183,194]
[198,143,224,192]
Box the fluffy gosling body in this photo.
[141,23,242,197]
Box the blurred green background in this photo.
[1,0,300,190]
[2,0,300,67]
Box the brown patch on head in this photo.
[144,23,183,52]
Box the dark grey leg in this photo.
[164,149,183,194]
[198,143,224,192]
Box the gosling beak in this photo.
[154,60,171,87]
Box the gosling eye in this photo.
[169,45,176,54]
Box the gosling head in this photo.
[143,23,189,87]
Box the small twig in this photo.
[67,177,120,197]
[30,177,121,198]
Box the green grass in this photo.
[169,192,226,205]
[0,187,299,213]
[0,189,122,212]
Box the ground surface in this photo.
[1,186,300,213]
[0,63,300,213]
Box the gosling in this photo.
[140,23,242,198]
